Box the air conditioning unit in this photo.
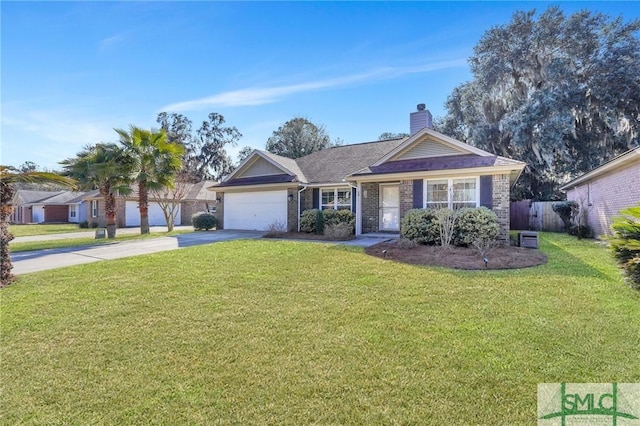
[519,231,539,249]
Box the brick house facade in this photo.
[561,148,640,237]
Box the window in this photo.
[424,177,478,209]
[91,200,98,218]
[320,188,351,211]
[70,205,77,218]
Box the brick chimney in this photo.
[410,103,433,135]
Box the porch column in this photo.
[356,182,362,236]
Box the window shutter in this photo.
[412,179,423,209]
[351,187,357,213]
[312,188,319,209]
[480,175,493,208]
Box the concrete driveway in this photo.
[11,230,265,275]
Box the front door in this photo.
[379,184,400,231]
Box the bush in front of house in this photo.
[454,207,500,247]
[323,209,355,231]
[192,212,217,231]
[300,209,355,234]
[300,209,318,233]
[609,205,640,289]
[400,208,440,245]
[78,220,89,229]
[89,222,99,229]
[569,224,593,239]
[323,223,354,240]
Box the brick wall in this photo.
[566,162,640,237]
[492,174,511,241]
[287,190,298,232]
[361,183,379,233]
[181,201,209,225]
[116,198,126,228]
[399,180,413,219]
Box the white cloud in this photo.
[99,33,126,52]
[160,59,467,112]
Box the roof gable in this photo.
[223,150,305,183]
[373,128,492,166]
[236,156,285,178]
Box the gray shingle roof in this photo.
[14,190,65,205]
[292,138,405,183]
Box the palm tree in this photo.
[1,166,76,287]
[115,126,184,234]
[60,143,132,239]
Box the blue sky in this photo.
[2,1,638,171]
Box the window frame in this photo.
[91,200,98,218]
[69,205,77,218]
[320,187,352,211]
[423,177,480,209]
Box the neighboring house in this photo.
[560,147,640,237]
[212,104,526,240]
[86,181,217,228]
[10,190,64,224]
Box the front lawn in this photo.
[1,234,638,424]
[10,230,192,252]
[9,223,91,237]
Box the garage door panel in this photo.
[225,191,287,231]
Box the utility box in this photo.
[519,231,539,249]
[95,228,106,239]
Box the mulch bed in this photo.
[365,241,548,270]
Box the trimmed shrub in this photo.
[434,208,458,248]
[454,207,500,246]
[192,212,217,231]
[323,223,353,240]
[397,238,417,249]
[569,224,593,239]
[315,209,325,235]
[609,205,640,289]
[300,209,319,233]
[89,222,99,229]
[552,201,579,231]
[323,209,355,230]
[78,220,89,229]
[400,209,439,245]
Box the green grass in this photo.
[9,223,92,237]
[1,233,638,424]
[10,230,192,252]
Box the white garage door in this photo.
[125,201,181,227]
[225,191,287,231]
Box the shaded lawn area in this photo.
[10,230,192,252]
[1,234,638,424]
[9,223,91,237]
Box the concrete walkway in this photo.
[11,230,398,275]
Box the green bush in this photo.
[192,212,217,231]
[400,209,439,245]
[609,205,640,289]
[78,221,89,229]
[315,209,325,235]
[323,209,355,231]
[552,201,579,231]
[569,225,593,239]
[454,207,500,246]
[89,222,99,229]
[300,209,318,233]
[300,209,355,234]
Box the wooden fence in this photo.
[510,200,565,232]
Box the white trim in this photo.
[222,150,296,182]
[423,177,480,209]
[297,186,308,232]
[216,182,300,192]
[372,127,493,166]
[356,182,362,236]
[320,187,352,211]
[91,200,98,218]
[349,164,524,184]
